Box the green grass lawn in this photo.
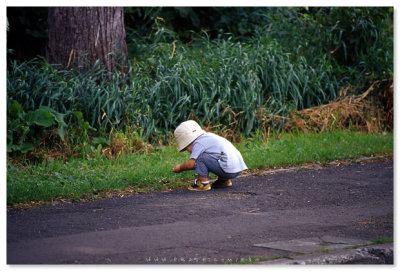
[7,131,393,206]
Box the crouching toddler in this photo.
[172,120,248,191]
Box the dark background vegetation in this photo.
[8,7,394,69]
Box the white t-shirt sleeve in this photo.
[189,141,205,160]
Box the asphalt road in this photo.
[7,160,393,264]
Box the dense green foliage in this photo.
[7,7,393,157]
[126,7,393,86]
[7,36,338,144]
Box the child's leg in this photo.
[193,153,216,183]
[194,152,239,181]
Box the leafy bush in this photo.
[7,58,134,130]
[6,98,110,159]
[7,100,67,153]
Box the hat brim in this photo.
[177,131,205,152]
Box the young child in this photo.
[172,120,248,191]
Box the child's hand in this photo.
[173,165,181,173]
[173,159,195,173]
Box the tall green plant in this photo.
[128,30,339,136]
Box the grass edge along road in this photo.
[7,131,393,207]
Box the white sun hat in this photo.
[174,120,206,152]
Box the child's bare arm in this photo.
[173,158,196,173]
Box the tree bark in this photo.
[47,7,128,72]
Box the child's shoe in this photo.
[212,178,233,188]
[188,179,211,191]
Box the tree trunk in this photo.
[47,7,128,72]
